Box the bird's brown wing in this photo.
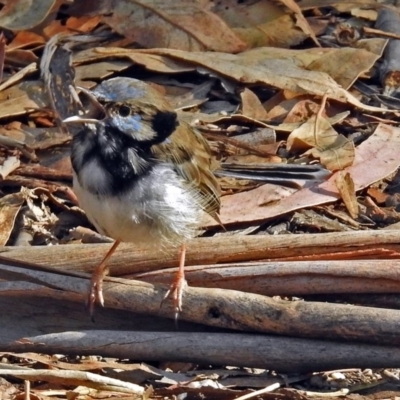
[152,121,221,220]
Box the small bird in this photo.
[64,77,221,318]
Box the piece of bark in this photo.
[0,176,68,191]
[0,369,144,394]
[1,230,400,276]
[3,247,400,298]
[6,331,400,373]
[134,259,400,296]
[3,260,400,346]
[0,294,219,342]
[13,164,72,181]
[306,293,400,310]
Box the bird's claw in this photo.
[87,274,105,319]
[162,277,187,321]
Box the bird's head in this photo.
[63,78,178,145]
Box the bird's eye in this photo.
[117,105,131,117]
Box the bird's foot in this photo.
[161,243,187,323]
[87,270,106,319]
[162,275,187,321]
[86,240,120,320]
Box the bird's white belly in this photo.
[73,165,201,246]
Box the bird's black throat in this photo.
[71,124,154,195]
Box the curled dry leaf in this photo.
[336,171,359,219]
[306,137,355,172]
[281,97,321,124]
[279,0,320,46]
[0,155,20,179]
[287,114,355,171]
[0,191,25,246]
[40,34,80,121]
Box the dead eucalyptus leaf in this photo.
[336,171,359,219]
[307,46,382,89]
[102,0,247,53]
[306,135,355,171]
[287,114,355,170]
[80,47,387,112]
[214,1,310,48]
[240,88,269,120]
[267,111,350,133]
[279,0,320,46]
[0,192,25,245]
[211,123,398,227]
[0,0,59,31]
[0,155,20,179]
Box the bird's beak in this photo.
[63,115,100,124]
[77,86,106,116]
[63,86,106,125]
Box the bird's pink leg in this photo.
[163,243,187,320]
[88,239,120,317]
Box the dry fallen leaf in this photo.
[336,171,359,219]
[279,0,320,46]
[0,0,58,31]
[240,88,269,121]
[287,114,355,171]
[102,0,247,53]
[0,155,20,179]
[213,0,311,48]
[0,191,25,245]
[306,136,355,171]
[280,97,320,124]
[79,47,387,112]
[292,209,353,232]
[306,44,384,89]
[267,111,350,133]
[210,123,400,226]
[7,31,46,50]
[0,81,46,120]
